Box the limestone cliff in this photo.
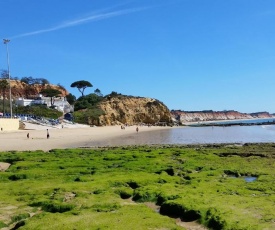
[5,80,68,98]
[98,96,172,126]
[171,110,273,123]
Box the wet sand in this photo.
[0,123,171,152]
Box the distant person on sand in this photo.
[136,127,139,133]
[27,133,29,139]
[47,129,50,139]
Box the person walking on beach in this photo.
[27,133,29,139]
[136,126,139,133]
[47,129,50,139]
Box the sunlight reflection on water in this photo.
[91,125,275,146]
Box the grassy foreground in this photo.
[0,143,274,230]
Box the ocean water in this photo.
[91,125,275,147]
[198,118,275,125]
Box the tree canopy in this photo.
[21,76,49,85]
[0,70,9,79]
[0,79,9,112]
[0,79,9,91]
[94,88,103,97]
[70,80,93,96]
[40,88,62,106]
[66,93,76,105]
[74,93,103,111]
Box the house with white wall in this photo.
[15,94,73,113]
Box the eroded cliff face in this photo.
[171,110,273,123]
[6,80,68,98]
[98,96,172,126]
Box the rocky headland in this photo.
[97,95,172,126]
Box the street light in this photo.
[3,39,12,118]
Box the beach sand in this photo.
[0,122,170,152]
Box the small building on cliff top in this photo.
[15,95,72,113]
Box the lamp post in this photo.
[3,39,12,118]
[15,104,17,117]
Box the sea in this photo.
[195,118,275,126]
[91,118,275,146]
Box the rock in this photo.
[0,162,11,172]
[8,80,68,99]
[98,96,172,126]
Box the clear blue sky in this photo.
[1,0,275,113]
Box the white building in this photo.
[15,94,73,113]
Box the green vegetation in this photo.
[74,93,103,111]
[73,107,105,124]
[40,88,62,107]
[65,93,76,105]
[70,80,93,96]
[0,144,274,229]
[0,103,63,119]
[16,105,63,119]
[0,79,9,113]
[15,105,63,119]
[72,93,105,125]
[20,76,49,85]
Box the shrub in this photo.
[73,107,105,125]
[74,93,103,111]
[16,105,62,119]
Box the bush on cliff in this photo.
[74,93,103,111]
[15,105,63,119]
[72,93,105,125]
[73,107,105,125]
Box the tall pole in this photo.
[3,39,12,118]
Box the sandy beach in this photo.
[0,122,171,152]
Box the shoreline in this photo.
[182,117,275,126]
[2,118,275,152]
[0,123,172,152]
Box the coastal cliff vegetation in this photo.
[0,73,172,126]
[1,72,273,126]
[72,90,172,126]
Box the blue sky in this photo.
[0,0,275,113]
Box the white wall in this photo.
[0,118,20,131]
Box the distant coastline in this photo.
[171,110,274,126]
[183,117,275,127]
